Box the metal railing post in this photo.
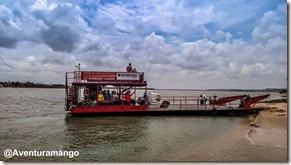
[121,84,124,112]
[197,97,199,109]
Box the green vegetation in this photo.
[0,81,64,88]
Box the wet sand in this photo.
[256,102,287,117]
[250,100,287,160]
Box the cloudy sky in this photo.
[0,0,287,89]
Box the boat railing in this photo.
[65,71,83,111]
[149,96,241,111]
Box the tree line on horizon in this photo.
[0,81,285,92]
[0,81,65,88]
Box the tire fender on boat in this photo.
[228,107,234,115]
[160,100,170,108]
[212,108,218,115]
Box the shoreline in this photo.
[0,87,65,89]
[249,99,287,160]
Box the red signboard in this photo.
[81,72,116,81]
[81,72,142,81]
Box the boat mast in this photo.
[77,63,81,82]
[75,63,81,82]
[75,63,81,102]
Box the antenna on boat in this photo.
[75,63,81,72]
[75,63,81,82]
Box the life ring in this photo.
[212,108,218,115]
[228,107,234,115]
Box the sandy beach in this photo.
[250,98,288,160]
[254,99,287,131]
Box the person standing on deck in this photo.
[125,90,136,104]
[209,97,212,104]
[202,95,207,104]
[213,95,217,103]
[238,94,251,108]
[106,90,111,100]
[111,91,116,99]
[245,94,251,103]
[84,86,90,101]
[143,92,148,104]
[200,95,204,104]
[98,91,104,102]
[200,94,207,104]
[126,63,132,72]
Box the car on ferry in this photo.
[137,92,170,108]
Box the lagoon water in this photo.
[0,88,287,161]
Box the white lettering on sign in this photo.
[116,73,140,81]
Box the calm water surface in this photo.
[0,88,286,161]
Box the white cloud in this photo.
[192,6,226,26]
[214,31,232,42]
[252,3,286,41]
[241,63,266,76]
[30,0,49,10]
[0,0,287,89]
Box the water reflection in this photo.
[63,115,150,161]
[62,115,245,161]
[65,115,149,142]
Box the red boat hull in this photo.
[71,105,148,114]
[243,94,270,109]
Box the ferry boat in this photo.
[65,65,269,116]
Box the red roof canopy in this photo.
[72,81,147,87]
